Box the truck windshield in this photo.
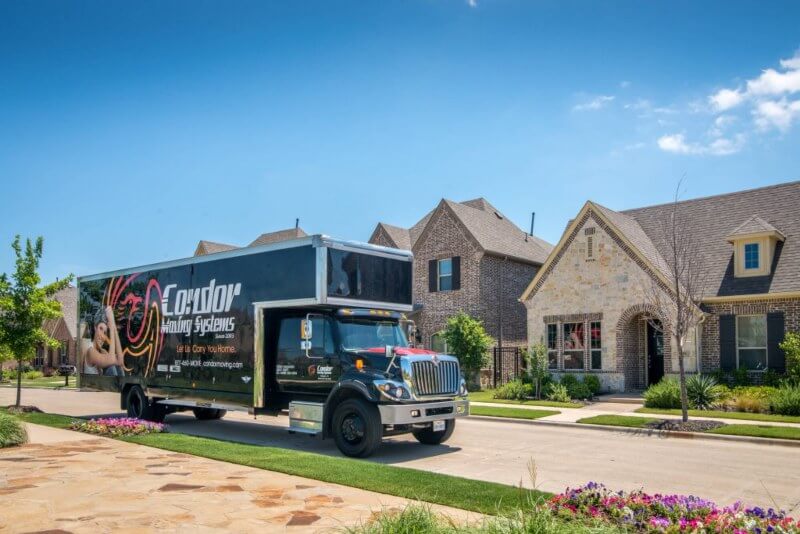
[338,319,409,351]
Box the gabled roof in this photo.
[249,227,307,247]
[42,285,77,340]
[726,215,785,242]
[371,197,552,265]
[523,180,800,301]
[194,240,238,256]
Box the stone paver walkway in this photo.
[0,424,475,533]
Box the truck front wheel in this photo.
[412,419,456,445]
[332,399,382,458]
[125,386,165,422]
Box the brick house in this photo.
[521,181,800,392]
[369,198,552,351]
[23,285,78,372]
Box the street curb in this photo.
[468,415,800,449]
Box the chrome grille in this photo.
[410,360,460,397]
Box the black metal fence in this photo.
[491,346,526,388]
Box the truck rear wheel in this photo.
[412,419,456,445]
[192,408,226,420]
[332,398,382,458]
[125,386,165,422]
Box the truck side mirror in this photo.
[301,319,312,340]
[302,314,325,359]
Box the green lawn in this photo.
[469,389,581,409]
[708,424,800,441]
[470,405,559,420]
[636,407,800,424]
[0,376,76,389]
[2,408,547,515]
[577,415,659,428]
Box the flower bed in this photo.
[550,482,800,533]
[70,417,167,437]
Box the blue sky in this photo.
[1,1,799,282]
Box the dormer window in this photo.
[726,216,785,278]
[744,243,760,270]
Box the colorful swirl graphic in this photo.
[103,274,164,377]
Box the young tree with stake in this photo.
[0,236,72,407]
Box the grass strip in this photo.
[707,424,800,441]
[2,407,548,515]
[469,390,581,409]
[636,407,800,424]
[577,415,659,428]
[0,377,77,389]
[470,405,559,420]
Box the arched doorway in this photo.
[616,304,671,391]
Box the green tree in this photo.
[525,343,549,399]
[779,332,800,385]
[0,236,72,407]
[442,312,494,388]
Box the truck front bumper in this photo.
[377,398,469,425]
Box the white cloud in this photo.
[753,98,800,132]
[709,88,744,111]
[466,0,477,6]
[781,50,800,70]
[746,67,800,96]
[573,95,615,111]
[620,80,631,89]
[708,114,737,137]
[657,133,744,156]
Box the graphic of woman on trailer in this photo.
[83,306,126,376]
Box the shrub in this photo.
[732,367,751,387]
[762,368,784,387]
[493,380,533,401]
[582,375,602,396]
[643,378,682,409]
[780,331,800,385]
[0,414,28,448]
[567,382,592,400]
[727,386,776,413]
[559,374,579,389]
[23,370,43,380]
[442,313,494,387]
[546,383,571,403]
[686,374,725,410]
[769,385,800,416]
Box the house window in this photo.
[546,324,558,369]
[590,321,602,370]
[33,346,45,368]
[744,243,760,270]
[562,322,585,370]
[437,259,453,291]
[60,343,69,365]
[736,315,767,370]
[430,333,448,354]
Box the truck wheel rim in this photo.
[341,413,365,444]
[131,395,142,417]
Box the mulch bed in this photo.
[645,419,726,432]
[5,405,44,415]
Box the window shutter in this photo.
[452,256,461,290]
[767,312,786,372]
[719,315,736,371]
[428,260,438,292]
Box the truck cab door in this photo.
[275,315,339,396]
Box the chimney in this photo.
[530,212,535,236]
[295,218,300,230]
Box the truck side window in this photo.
[277,317,335,360]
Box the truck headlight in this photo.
[375,380,411,400]
[458,378,468,397]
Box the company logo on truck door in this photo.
[160,279,242,335]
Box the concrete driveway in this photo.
[4,387,800,513]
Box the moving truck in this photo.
[77,235,469,457]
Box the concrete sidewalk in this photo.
[0,423,476,533]
[472,400,800,429]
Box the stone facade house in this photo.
[369,198,552,351]
[521,181,800,392]
[194,227,307,256]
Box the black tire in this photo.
[412,419,456,445]
[332,398,382,458]
[192,408,226,420]
[126,386,157,421]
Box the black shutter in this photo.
[428,259,438,292]
[767,312,786,373]
[452,256,461,290]
[719,315,736,371]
